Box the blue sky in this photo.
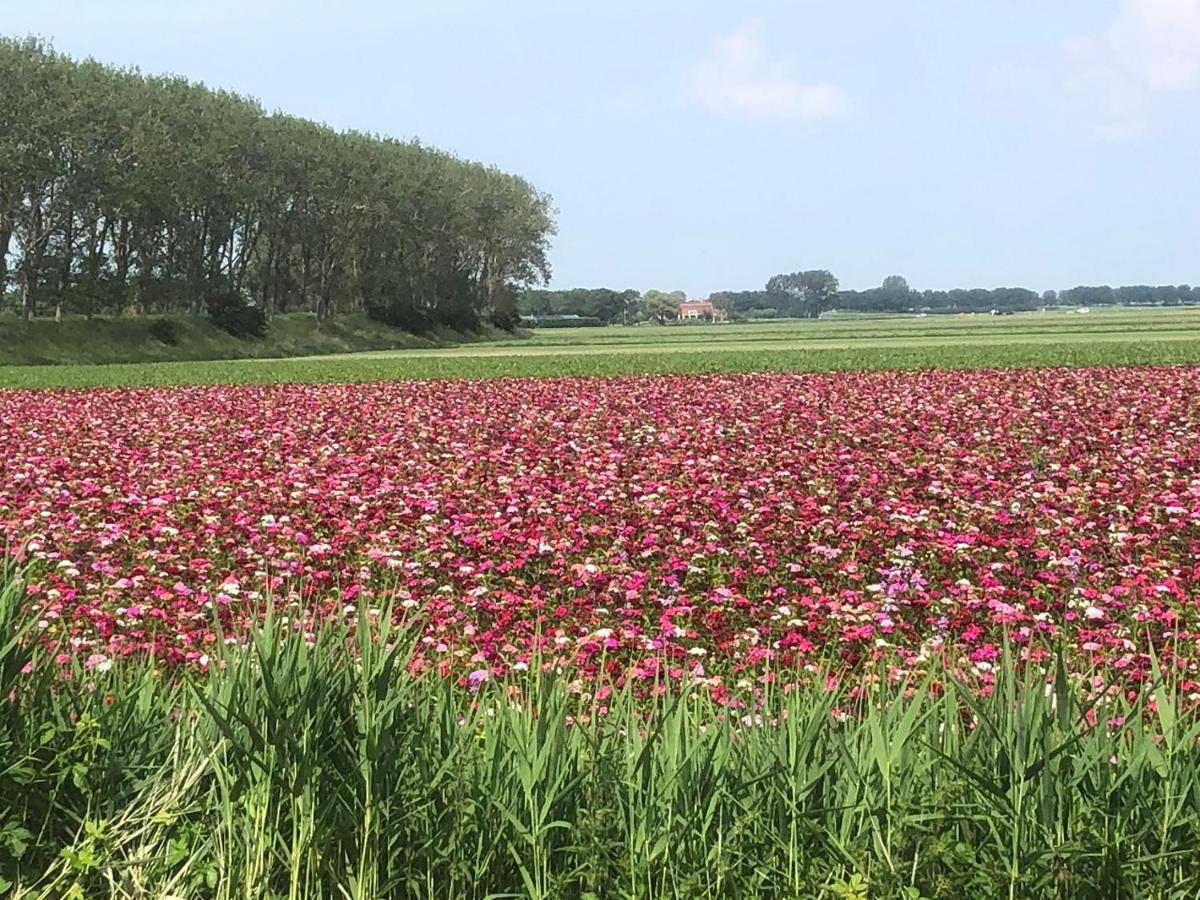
[9,1,1200,296]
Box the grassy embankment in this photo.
[0,312,513,368]
[3,306,1200,389]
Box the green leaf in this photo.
[1053,644,1071,732]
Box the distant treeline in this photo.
[523,277,1199,325]
[0,37,554,332]
[517,288,640,324]
[715,278,1199,317]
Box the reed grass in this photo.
[2,566,1198,898]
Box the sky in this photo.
[7,0,1200,296]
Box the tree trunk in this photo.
[264,242,286,319]
[20,263,35,321]
[317,278,335,323]
[56,216,73,304]
[259,277,272,320]
[112,218,131,314]
[0,216,11,291]
[300,249,312,311]
[83,216,111,318]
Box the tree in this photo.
[765,269,839,319]
[711,290,774,315]
[1061,285,1116,307]
[0,37,556,331]
[4,39,78,319]
[881,274,909,293]
[637,290,680,324]
[708,292,734,319]
[517,288,638,324]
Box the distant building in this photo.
[678,299,727,322]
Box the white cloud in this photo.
[1068,0,1200,137]
[690,24,847,121]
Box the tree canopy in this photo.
[0,37,555,332]
[517,288,639,324]
[763,270,839,319]
[637,290,684,324]
[711,271,1198,318]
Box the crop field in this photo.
[4,306,1200,389]
[7,13,1200,895]
[3,352,1200,897]
[5,365,1200,689]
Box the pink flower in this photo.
[1,366,1198,701]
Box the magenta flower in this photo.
[0,365,1197,700]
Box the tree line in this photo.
[517,288,640,325]
[518,272,843,324]
[713,275,1199,318]
[526,274,1198,324]
[0,37,554,332]
[518,289,700,326]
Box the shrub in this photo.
[207,291,267,339]
[487,308,521,331]
[147,317,180,346]
[365,296,431,333]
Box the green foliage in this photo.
[765,270,839,319]
[147,318,180,346]
[713,281,1199,318]
[206,291,268,340]
[711,289,775,315]
[518,288,639,324]
[838,285,1040,314]
[637,289,683,323]
[3,564,1200,898]
[0,312,511,367]
[0,38,554,332]
[834,284,1199,315]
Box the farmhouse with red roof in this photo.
[678,298,727,321]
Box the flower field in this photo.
[4,365,1198,696]
[5,364,1200,898]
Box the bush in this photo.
[207,291,267,339]
[147,317,180,346]
[487,308,521,331]
[365,297,431,333]
[365,273,481,334]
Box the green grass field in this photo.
[2,306,1199,389]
